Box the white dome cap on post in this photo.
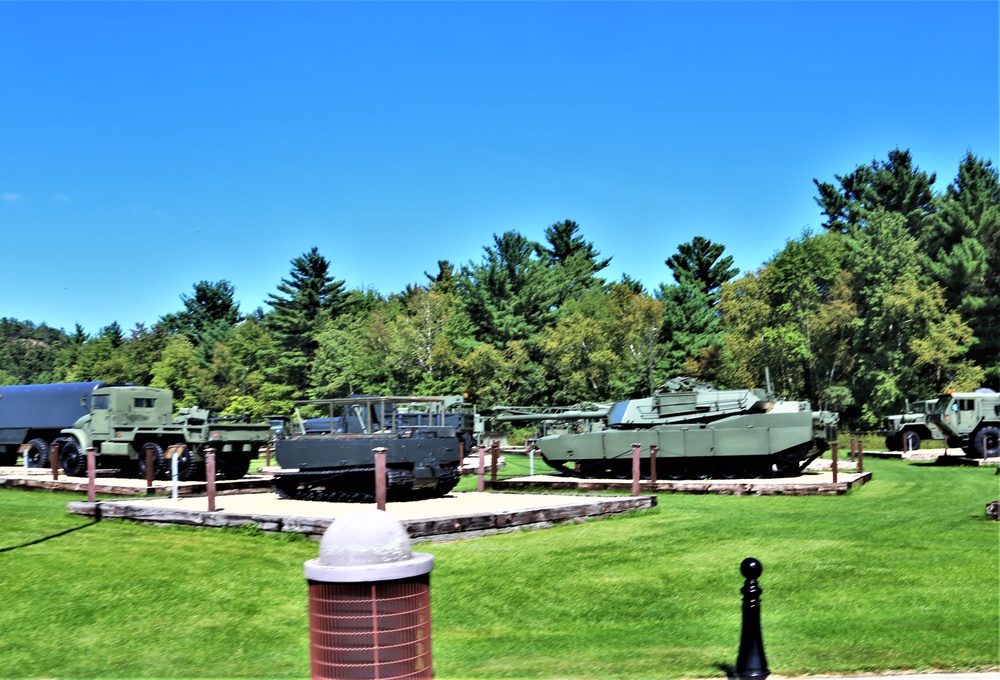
[304,507,433,582]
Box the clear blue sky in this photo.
[2,1,997,336]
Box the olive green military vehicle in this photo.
[536,377,838,479]
[69,386,270,479]
[926,389,1000,458]
[878,399,953,451]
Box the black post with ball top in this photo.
[732,557,770,680]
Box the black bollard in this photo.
[732,557,770,680]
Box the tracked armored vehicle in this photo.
[536,377,838,479]
[272,396,470,502]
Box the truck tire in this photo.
[216,452,251,480]
[974,426,1000,458]
[901,431,921,452]
[884,434,901,451]
[136,442,166,480]
[24,438,50,467]
[59,439,88,477]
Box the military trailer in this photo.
[0,382,270,479]
[537,377,838,479]
[878,399,953,451]
[272,395,471,502]
[0,381,105,466]
[925,389,1000,458]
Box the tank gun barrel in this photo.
[493,409,610,423]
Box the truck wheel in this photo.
[901,431,921,452]
[59,439,88,477]
[884,434,901,451]
[136,443,166,480]
[216,453,251,480]
[24,438,50,467]
[174,445,203,481]
[974,426,1000,458]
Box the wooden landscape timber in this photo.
[0,468,272,496]
[489,471,872,495]
[66,493,656,541]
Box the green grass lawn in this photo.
[0,457,996,679]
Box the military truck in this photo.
[926,389,1000,458]
[879,399,953,451]
[0,381,271,479]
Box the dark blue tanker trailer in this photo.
[0,381,107,466]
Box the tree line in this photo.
[1,149,996,429]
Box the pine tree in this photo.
[265,247,347,391]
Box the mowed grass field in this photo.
[0,457,996,679]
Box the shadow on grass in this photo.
[0,518,100,553]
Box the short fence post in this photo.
[49,440,61,481]
[857,440,864,473]
[86,447,97,503]
[732,557,770,680]
[265,442,271,468]
[374,447,388,511]
[528,445,535,476]
[490,440,500,484]
[631,442,641,496]
[477,445,486,493]
[144,443,155,490]
[206,449,217,512]
[649,445,658,484]
[830,442,838,485]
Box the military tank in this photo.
[536,377,838,479]
[271,395,473,502]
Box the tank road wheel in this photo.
[775,446,807,477]
[59,439,88,477]
[661,459,688,481]
[136,443,166,480]
[24,438,50,468]
[901,431,922,452]
[974,426,1000,458]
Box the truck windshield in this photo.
[93,395,109,410]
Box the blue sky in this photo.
[2,1,997,336]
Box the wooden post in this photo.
[649,445,658,484]
[49,440,61,481]
[857,439,864,474]
[631,442,641,497]
[86,447,96,503]
[477,445,486,493]
[849,435,856,462]
[145,443,155,490]
[374,447,387,511]
[490,440,500,484]
[206,449,217,512]
[830,441,838,485]
[265,442,271,467]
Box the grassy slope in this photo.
[0,457,996,679]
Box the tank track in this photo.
[271,465,467,503]
[272,466,413,503]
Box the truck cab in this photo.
[86,386,174,438]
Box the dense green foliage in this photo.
[0,458,995,678]
[2,149,997,428]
